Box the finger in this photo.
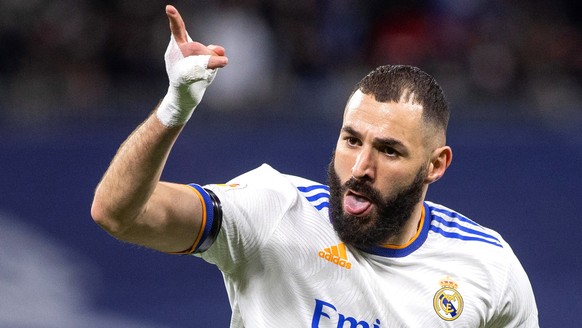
[166,5,188,44]
[208,56,229,69]
[207,45,226,57]
[181,41,213,57]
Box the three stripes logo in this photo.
[318,242,352,270]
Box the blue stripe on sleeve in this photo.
[188,184,215,252]
[305,192,330,202]
[431,215,501,243]
[298,185,330,192]
[298,185,330,212]
[429,225,503,247]
[430,207,481,227]
[315,202,329,211]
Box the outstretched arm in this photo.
[91,5,228,253]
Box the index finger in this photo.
[166,5,188,44]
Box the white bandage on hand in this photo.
[156,35,217,127]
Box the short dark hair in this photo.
[355,65,449,133]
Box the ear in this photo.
[425,146,452,184]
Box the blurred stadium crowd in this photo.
[0,0,580,129]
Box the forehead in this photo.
[343,90,425,144]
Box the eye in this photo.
[380,146,399,157]
[345,136,360,147]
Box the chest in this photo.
[253,221,499,327]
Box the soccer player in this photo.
[91,5,538,327]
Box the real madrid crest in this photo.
[433,276,463,321]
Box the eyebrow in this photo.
[342,126,408,154]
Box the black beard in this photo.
[327,157,427,250]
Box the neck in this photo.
[383,201,425,247]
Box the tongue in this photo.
[344,194,372,215]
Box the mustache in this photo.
[343,177,382,205]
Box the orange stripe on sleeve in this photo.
[166,185,207,255]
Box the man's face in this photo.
[329,90,431,249]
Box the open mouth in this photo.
[343,190,373,216]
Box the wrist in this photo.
[157,55,217,127]
[156,85,196,127]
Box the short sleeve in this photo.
[195,164,298,274]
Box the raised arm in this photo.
[91,5,228,253]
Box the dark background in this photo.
[1,0,580,327]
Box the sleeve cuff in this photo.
[167,184,221,255]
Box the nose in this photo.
[351,147,376,181]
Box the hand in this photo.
[165,5,228,69]
[156,5,228,127]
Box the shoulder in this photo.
[205,164,329,217]
[228,164,322,186]
[208,164,299,198]
[423,201,515,293]
[221,164,329,208]
[229,164,326,191]
[204,164,297,209]
[424,201,538,324]
[283,173,330,211]
[226,163,291,186]
[425,201,505,249]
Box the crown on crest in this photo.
[439,276,458,289]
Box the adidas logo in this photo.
[318,243,352,269]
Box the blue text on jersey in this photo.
[312,299,381,328]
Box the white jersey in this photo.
[188,164,538,328]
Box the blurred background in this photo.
[0,0,580,326]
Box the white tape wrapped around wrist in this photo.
[156,35,217,127]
